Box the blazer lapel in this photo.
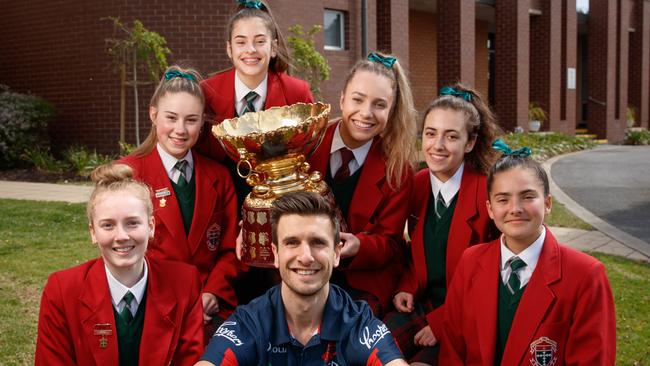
[473,241,500,365]
[142,151,191,259]
[348,138,384,232]
[502,228,561,365]
[139,258,177,365]
[187,153,218,256]
[215,68,236,121]
[308,122,336,175]
[412,177,432,292]
[446,168,480,284]
[79,259,119,365]
[264,71,288,109]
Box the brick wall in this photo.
[562,0,578,134]
[0,0,232,153]
[588,0,626,141]
[494,0,530,131]
[530,0,563,132]
[376,0,391,53]
[475,20,489,99]
[0,0,365,152]
[437,0,475,88]
[408,10,437,114]
[628,0,650,128]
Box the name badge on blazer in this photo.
[155,188,171,208]
[93,323,113,349]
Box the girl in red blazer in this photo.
[198,1,314,304]
[198,0,314,163]
[119,66,240,326]
[308,52,417,317]
[440,143,616,365]
[36,163,204,366]
[384,84,501,365]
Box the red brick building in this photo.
[1,0,647,152]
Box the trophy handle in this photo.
[236,159,253,178]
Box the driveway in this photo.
[551,145,650,251]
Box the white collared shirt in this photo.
[499,227,546,289]
[329,123,373,177]
[429,162,464,205]
[105,260,148,316]
[234,71,267,116]
[157,144,194,183]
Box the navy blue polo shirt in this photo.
[201,284,403,365]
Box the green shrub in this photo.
[624,128,650,145]
[21,146,68,172]
[287,24,330,100]
[118,141,136,157]
[503,132,596,162]
[0,85,55,168]
[63,146,113,177]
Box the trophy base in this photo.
[239,180,338,267]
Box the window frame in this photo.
[324,9,345,51]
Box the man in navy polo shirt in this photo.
[196,192,406,366]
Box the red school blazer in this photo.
[308,121,414,310]
[198,68,315,161]
[440,228,617,366]
[396,167,497,337]
[35,257,204,366]
[119,149,240,311]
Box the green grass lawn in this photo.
[0,199,647,365]
[545,199,593,230]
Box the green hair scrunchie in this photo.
[492,138,532,157]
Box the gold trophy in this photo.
[213,102,332,267]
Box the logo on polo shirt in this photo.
[359,323,390,350]
[214,321,243,346]
[529,336,558,366]
[266,343,287,354]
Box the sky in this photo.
[577,0,589,13]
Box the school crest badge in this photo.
[206,223,221,251]
[529,336,558,366]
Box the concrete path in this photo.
[0,164,649,262]
[544,146,650,262]
[0,180,92,203]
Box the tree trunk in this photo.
[120,64,126,143]
[132,52,140,146]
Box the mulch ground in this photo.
[0,168,88,183]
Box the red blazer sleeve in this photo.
[35,274,76,366]
[565,260,616,365]
[203,172,243,311]
[347,169,413,270]
[173,266,206,366]
[439,251,471,366]
[276,71,314,104]
[396,253,418,295]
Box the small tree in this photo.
[287,25,330,101]
[104,17,171,145]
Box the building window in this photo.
[324,9,345,50]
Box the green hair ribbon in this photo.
[439,86,472,102]
[492,139,532,157]
[367,52,396,69]
[238,0,264,9]
[164,70,196,82]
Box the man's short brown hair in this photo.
[270,192,340,246]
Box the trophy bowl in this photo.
[212,102,333,267]
[213,102,330,165]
